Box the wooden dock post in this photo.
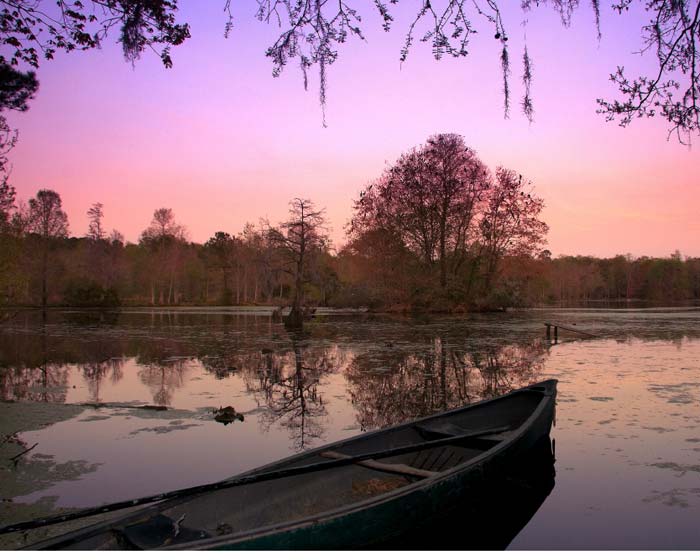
[544,322,597,342]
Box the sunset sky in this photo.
[5,1,699,257]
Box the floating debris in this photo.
[351,477,407,498]
[213,406,244,425]
[10,442,37,465]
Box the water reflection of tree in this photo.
[80,358,124,402]
[0,322,70,402]
[242,337,333,451]
[346,337,547,430]
[0,363,69,402]
[137,359,188,406]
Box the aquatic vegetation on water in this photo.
[1,308,700,549]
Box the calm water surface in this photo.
[1,308,699,549]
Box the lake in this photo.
[1,307,699,549]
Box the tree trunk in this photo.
[286,254,305,329]
[439,236,447,289]
[243,266,248,303]
[439,204,448,289]
[236,263,241,305]
[41,241,48,308]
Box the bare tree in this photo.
[141,208,185,240]
[27,189,69,308]
[270,198,328,327]
[87,202,105,241]
[139,208,187,305]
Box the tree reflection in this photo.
[137,359,188,406]
[81,361,110,402]
[0,363,69,402]
[79,359,125,402]
[0,322,69,402]
[346,337,547,430]
[243,335,332,451]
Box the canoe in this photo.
[30,379,557,550]
[382,433,555,550]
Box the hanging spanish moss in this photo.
[591,0,602,39]
[522,45,534,123]
[319,54,328,128]
[121,4,146,66]
[501,44,511,118]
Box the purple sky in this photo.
[5,2,699,257]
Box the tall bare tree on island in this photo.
[270,198,328,328]
[27,189,68,309]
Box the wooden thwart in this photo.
[320,450,436,478]
[415,423,510,441]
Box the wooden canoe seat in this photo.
[319,450,437,478]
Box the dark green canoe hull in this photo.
[203,386,555,550]
[30,379,557,551]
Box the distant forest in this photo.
[1,135,698,311]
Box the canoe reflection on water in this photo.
[380,435,555,550]
[28,380,556,550]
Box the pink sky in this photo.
[5,2,699,257]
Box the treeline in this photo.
[499,252,700,305]
[1,134,697,310]
[0,189,340,309]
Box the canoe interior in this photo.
[37,381,555,550]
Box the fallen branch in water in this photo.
[78,403,168,411]
[10,442,37,464]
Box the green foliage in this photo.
[63,280,120,308]
[479,278,525,310]
[219,287,233,306]
[327,282,380,310]
[0,184,697,311]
